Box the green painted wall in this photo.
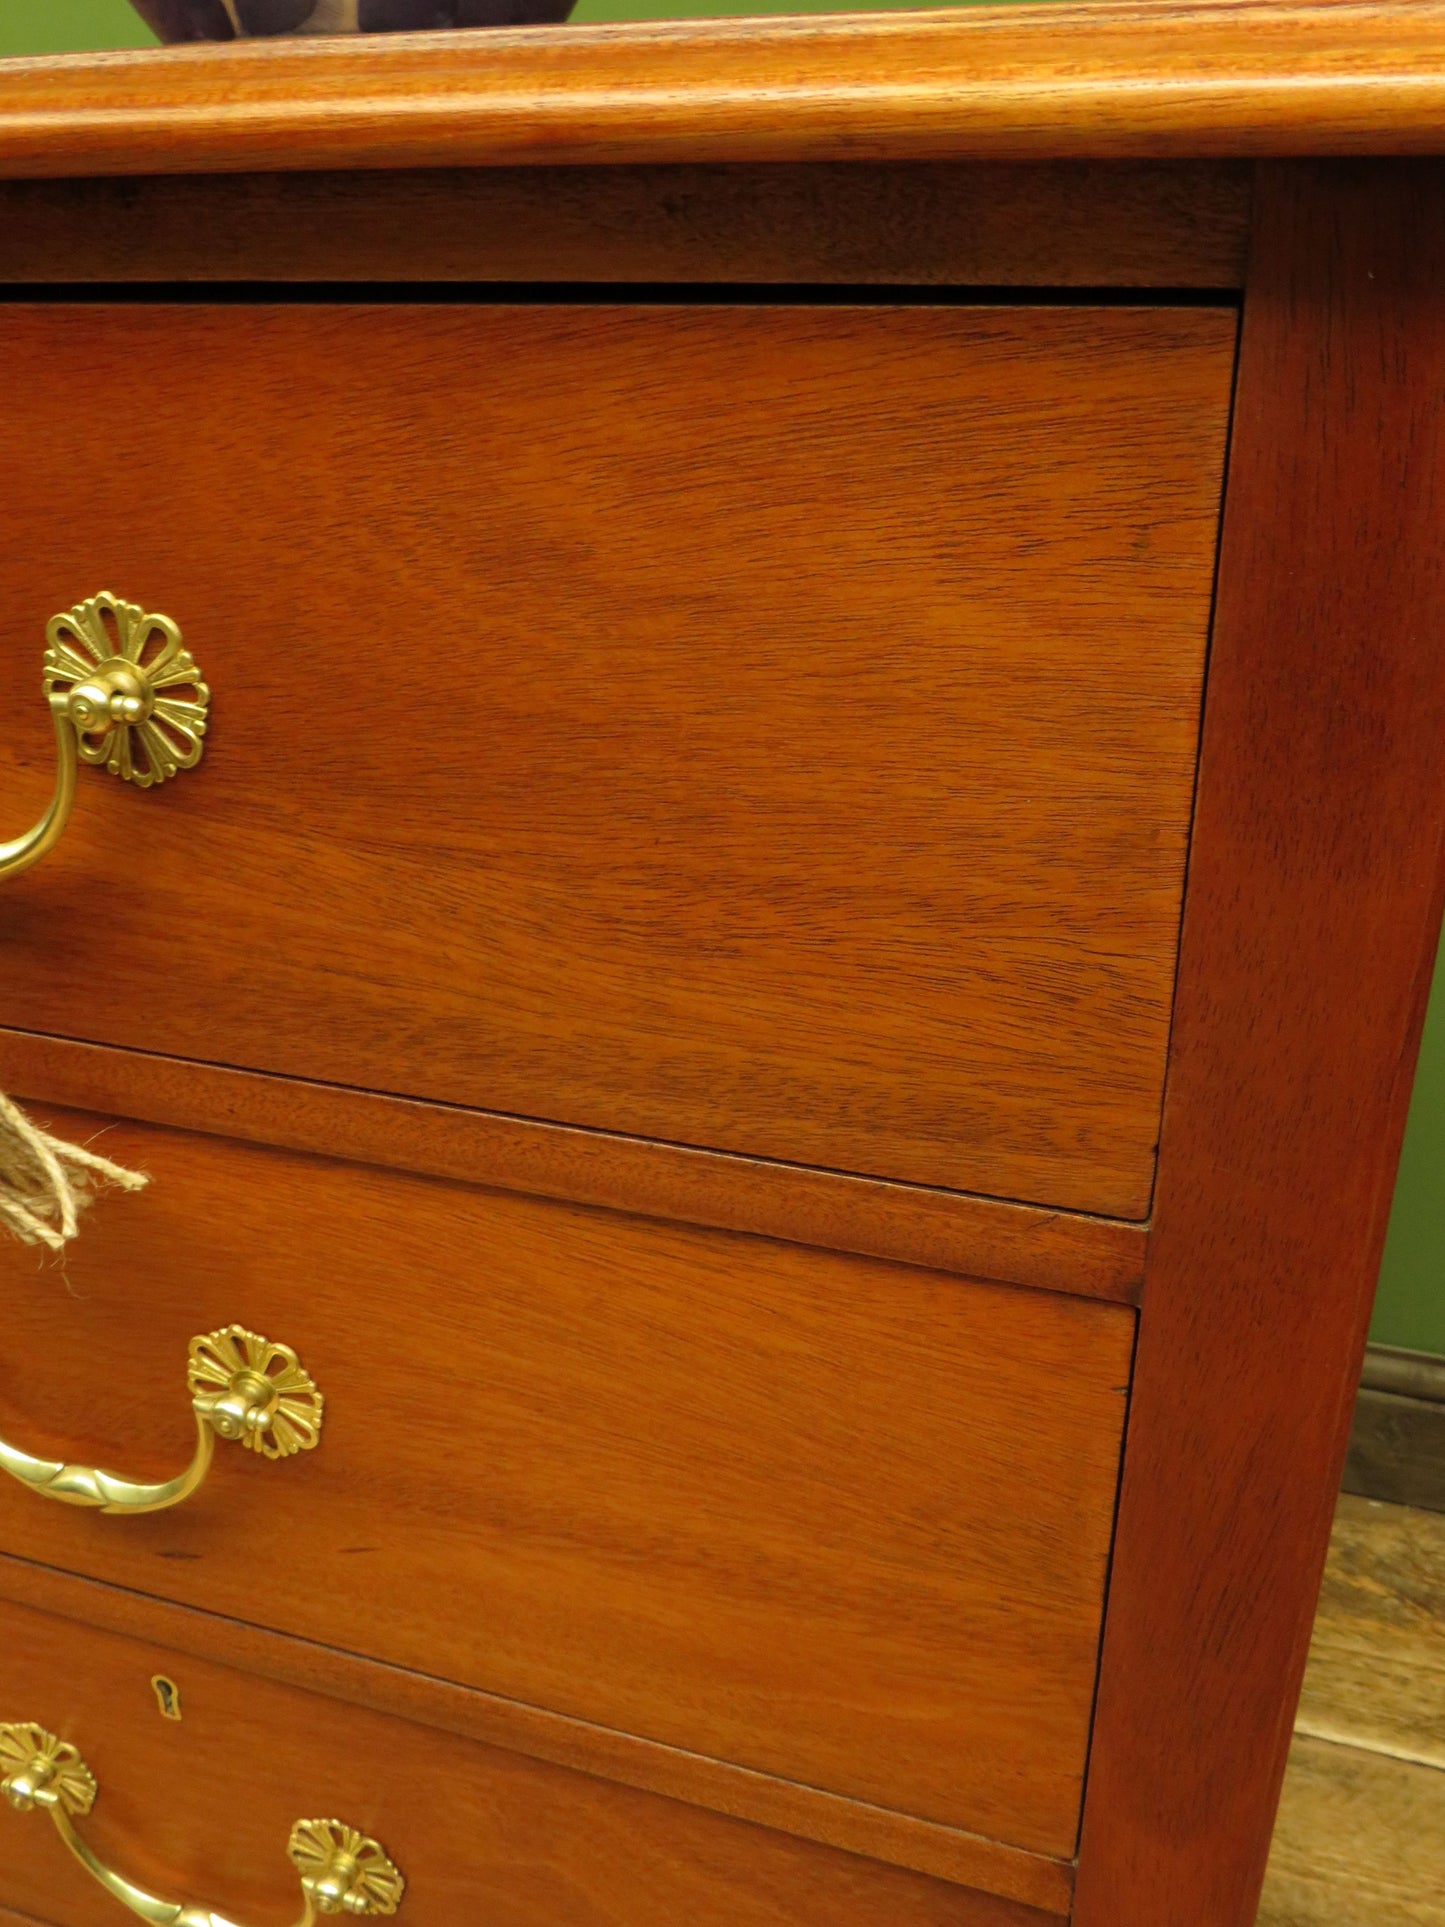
[1374,926,1445,1355]
[0,0,154,53]
[3,0,1441,1358]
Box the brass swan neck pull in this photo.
[0,690,79,879]
[0,1325,323,1516]
[0,592,209,883]
[0,1725,405,1923]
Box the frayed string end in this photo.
[0,1091,147,1253]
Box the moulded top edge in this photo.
[2,1,1445,180]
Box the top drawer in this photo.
[0,302,1233,1218]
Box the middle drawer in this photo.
[0,1108,1131,1863]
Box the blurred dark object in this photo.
[130,0,576,38]
[130,0,236,37]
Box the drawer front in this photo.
[0,301,1233,1217]
[0,1110,1132,1860]
[0,1597,1054,1927]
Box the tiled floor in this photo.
[1259,1494,1445,1924]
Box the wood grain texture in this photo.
[2,5,1445,178]
[1073,161,1445,1927]
[1258,1736,1445,1927]
[1294,1494,1445,1771]
[0,161,1252,288]
[0,1030,1147,1304]
[1345,1387,1445,1511]
[0,1597,1061,1927]
[0,1551,1074,1912]
[0,302,1233,1217]
[1260,1495,1445,1925]
[0,1107,1133,1863]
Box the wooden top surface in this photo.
[3,2,1445,180]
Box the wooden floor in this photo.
[1259,1493,1445,1924]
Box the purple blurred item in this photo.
[130,0,577,38]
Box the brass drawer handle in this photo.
[0,1723,404,1921]
[0,1324,323,1516]
[0,593,209,883]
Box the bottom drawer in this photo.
[0,1594,1053,1927]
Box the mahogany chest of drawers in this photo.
[0,7,1443,1925]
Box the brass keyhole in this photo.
[150,1676,182,1723]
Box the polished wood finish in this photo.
[1074,161,1445,1927]
[2,54,1443,1926]
[0,1030,1147,1303]
[0,1597,1058,1927]
[0,301,1233,1216]
[0,1108,1133,1864]
[2,6,1445,179]
[0,1549,1074,1912]
[0,161,1251,288]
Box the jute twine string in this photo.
[0,1091,148,1252]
